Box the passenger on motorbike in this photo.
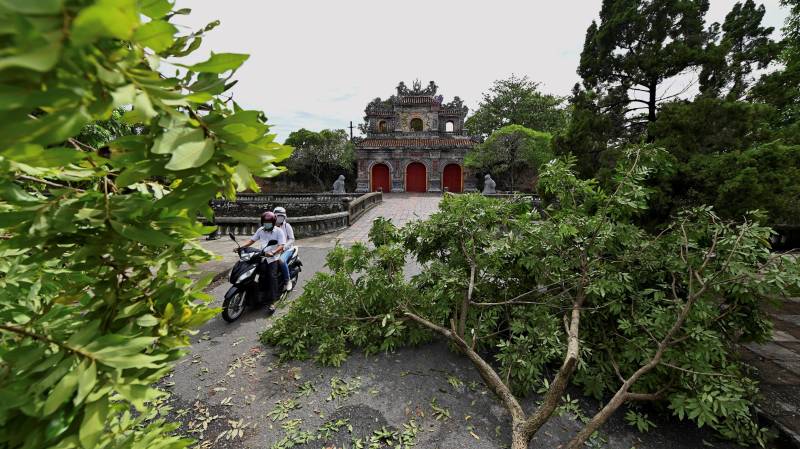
[236,211,286,305]
[273,206,295,291]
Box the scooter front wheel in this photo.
[222,288,246,322]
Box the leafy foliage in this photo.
[465,125,553,192]
[263,149,799,445]
[579,0,709,132]
[283,128,355,190]
[0,1,291,448]
[464,75,569,138]
[700,0,779,99]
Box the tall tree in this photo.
[284,128,354,190]
[700,0,779,99]
[553,84,629,178]
[465,125,552,192]
[464,75,568,138]
[750,0,800,127]
[579,0,710,133]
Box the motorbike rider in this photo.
[273,207,295,291]
[236,211,286,308]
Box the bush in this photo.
[0,1,291,448]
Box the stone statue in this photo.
[482,174,496,195]
[333,175,346,193]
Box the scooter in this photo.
[222,232,302,322]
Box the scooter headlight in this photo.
[236,266,257,284]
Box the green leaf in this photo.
[71,0,139,46]
[0,34,62,72]
[231,163,257,192]
[151,126,200,155]
[2,144,85,167]
[135,314,159,327]
[185,52,249,73]
[165,136,214,170]
[122,93,157,124]
[133,20,177,53]
[0,0,62,14]
[43,365,79,415]
[0,182,39,203]
[74,361,97,405]
[138,0,172,18]
[79,397,108,448]
[110,220,174,246]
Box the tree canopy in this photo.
[465,125,552,192]
[0,1,291,448]
[464,75,569,138]
[555,0,799,230]
[284,128,354,189]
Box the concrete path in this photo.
[320,193,441,245]
[169,194,798,449]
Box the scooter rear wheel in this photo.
[222,290,246,322]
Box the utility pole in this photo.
[348,121,355,141]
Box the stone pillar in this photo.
[427,151,440,193]
[355,157,369,193]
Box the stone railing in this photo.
[232,192,357,204]
[213,211,350,239]
[210,192,383,239]
[346,191,382,224]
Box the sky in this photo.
[172,0,791,142]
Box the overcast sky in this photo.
[172,1,790,142]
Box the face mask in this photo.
[276,216,285,225]
[263,223,274,231]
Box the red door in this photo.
[371,163,391,192]
[442,164,462,193]
[406,162,427,192]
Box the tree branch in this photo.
[403,309,525,422]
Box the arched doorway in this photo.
[410,118,423,132]
[371,163,391,192]
[406,162,427,192]
[442,164,462,193]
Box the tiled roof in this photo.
[357,138,476,149]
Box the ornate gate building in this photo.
[354,80,478,193]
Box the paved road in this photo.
[169,194,794,449]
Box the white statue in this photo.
[482,174,496,194]
[333,175,346,193]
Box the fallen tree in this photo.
[263,148,799,447]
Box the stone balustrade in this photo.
[345,192,382,224]
[209,192,383,238]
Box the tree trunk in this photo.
[647,81,657,123]
[646,80,658,142]
[511,426,531,449]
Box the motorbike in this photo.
[221,232,302,322]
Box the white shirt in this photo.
[250,227,286,262]
[277,222,295,250]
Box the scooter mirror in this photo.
[228,232,236,242]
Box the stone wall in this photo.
[209,192,383,239]
[212,193,358,218]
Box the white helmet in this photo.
[273,206,287,217]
